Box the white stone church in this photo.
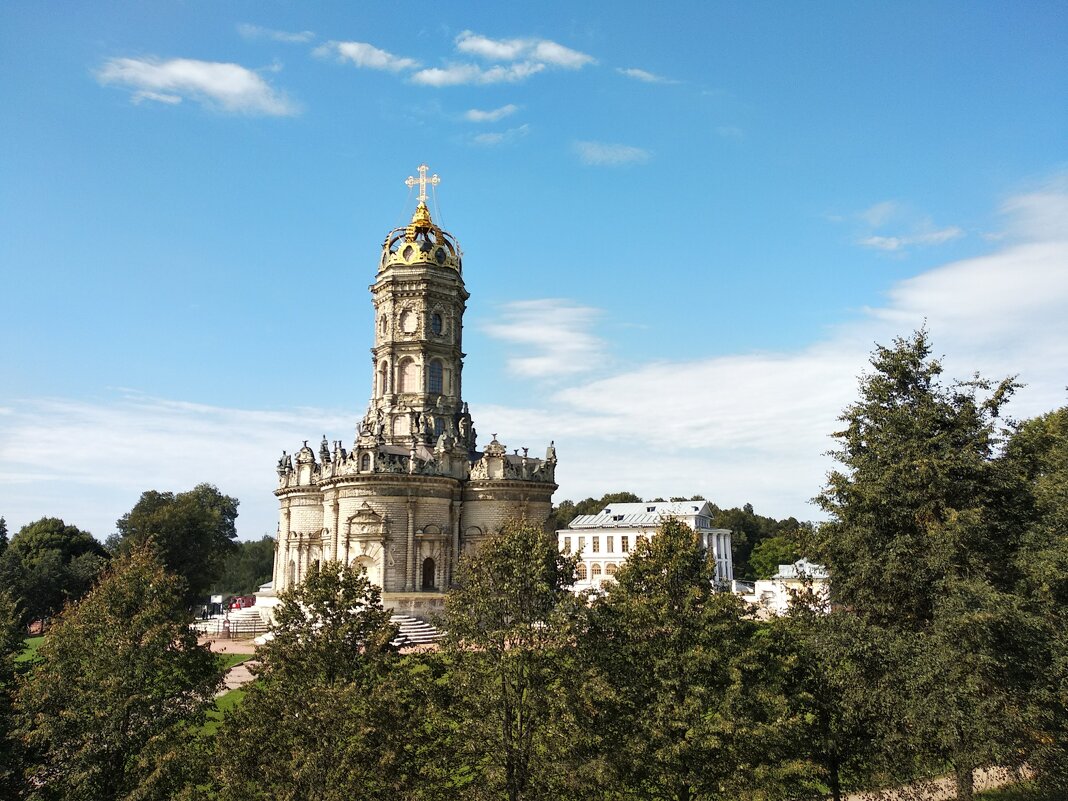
[263,166,558,618]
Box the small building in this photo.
[558,501,733,592]
[740,558,830,615]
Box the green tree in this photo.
[1006,406,1068,795]
[810,330,1032,800]
[443,518,581,801]
[214,560,456,801]
[748,534,799,579]
[213,535,275,595]
[769,602,910,801]
[0,517,8,556]
[113,483,239,605]
[0,591,25,799]
[14,547,220,800]
[579,518,773,800]
[0,517,108,626]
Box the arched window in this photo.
[606,563,618,576]
[360,453,371,471]
[431,312,443,335]
[591,563,602,579]
[377,360,389,397]
[422,557,436,590]
[576,563,588,580]
[398,357,418,393]
[428,360,443,394]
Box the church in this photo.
[263,166,559,619]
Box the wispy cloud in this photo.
[314,41,419,72]
[237,23,315,44]
[455,31,594,69]
[412,61,544,87]
[616,67,676,84]
[465,103,519,122]
[850,199,965,253]
[573,140,651,166]
[475,177,1068,515]
[482,299,606,378]
[472,124,530,146]
[0,394,351,541]
[411,31,593,87]
[96,57,298,115]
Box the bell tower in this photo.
[359,165,475,453]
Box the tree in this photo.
[113,483,238,605]
[0,517,108,626]
[0,591,25,799]
[13,547,220,800]
[0,517,8,556]
[1006,406,1068,795]
[213,535,275,595]
[769,601,911,801]
[810,330,1032,800]
[579,518,773,800]
[443,519,582,801]
[214,561,449,801]
[748,534,799,579]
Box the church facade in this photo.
[266,167,558,617]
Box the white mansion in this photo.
[264,167,558,618]
[559,500,734,592]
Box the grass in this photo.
[978,781,1061,801]
[217,652,252,671]
[16,636,45,663]
[200,687,248,737]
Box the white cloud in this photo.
[315,41,419,72]
[617,67,675,84]
[573,140,651,166]
[851,200,965,253]
[0,394,351,542]
[7,178,1066,533]
[237,23,315,44]
[482,299,606,378]
[455,31,594,69]
[474,178,1068,516]
[411,61,544,87]
[859,226,964,251]
[472,123,530,146]
[96,57,298,115]
[465,103,519,122]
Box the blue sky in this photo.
[1,2,1066,541]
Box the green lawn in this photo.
[978,781,1061,801]
[217,652,252,671]
[200,687,248,737]
[16,636,45,663]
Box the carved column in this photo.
[405,496,416,592]
[332,499,341,563]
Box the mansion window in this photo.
[578,536,585,552]
[562,537,571,554]
[431,312,443,335]
[606,536,613,553]
[591,563,602,579]
[606,563,618,576]
[577,563,588,580]
[621,536,629,552]
[592,536,600,553]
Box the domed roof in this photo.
[380,201,462,274]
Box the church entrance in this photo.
[421,557,435,590]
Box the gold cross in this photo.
[405,164,440,203]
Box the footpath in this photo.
[843,766,1022,800]
[200,636,259,697]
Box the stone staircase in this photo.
[390,614,443,647]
